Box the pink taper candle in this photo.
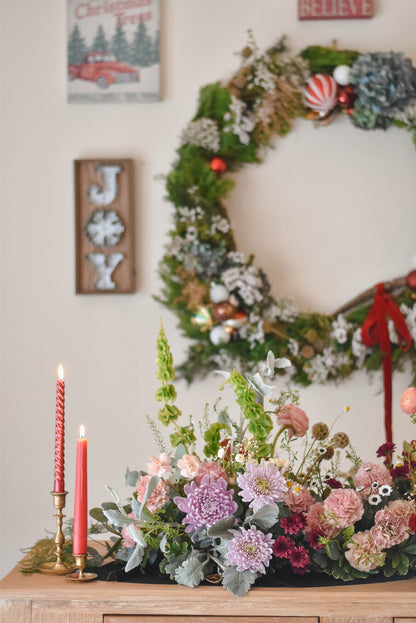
[73,425,88,556]
[54,365,65,493]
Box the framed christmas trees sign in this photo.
[67,0,160,103]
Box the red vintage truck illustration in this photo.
[68,52,140,88]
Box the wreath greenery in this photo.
[157,34,416,386]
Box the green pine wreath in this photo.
[157,34,416,385]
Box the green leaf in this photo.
[89,507,109,523]
[326,541,342,561]
[392,552,401,569]
[399,536,416,555]
[222,567,258,597]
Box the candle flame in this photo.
[58,364,64,381]
[79,425,86,439]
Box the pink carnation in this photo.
[121,512,139,549]
[146,452,172,477]
[177,454,200,479]
[284,485,315,513]
[275,404,309,439]
[136,475,169,514]
[305,502,338,539]
[371,508,409,549]
[353,462,393,498]
[387,499,416,525]
[194,460,228,485]
[345,530,385,572]
[400,387,416,414]
[323,488,364,529]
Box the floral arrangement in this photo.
[157,33,416,385]
[90,324,416,597]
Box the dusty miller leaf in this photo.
[207,516,235,540]
[246,504,279,531]
[174,550,208,588]
[125,467,139,487]
[222,566,258,597]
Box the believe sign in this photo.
[298,0,373,20]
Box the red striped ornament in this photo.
[303,74,338,114]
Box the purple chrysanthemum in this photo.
[173,474,237,537]
[225,525,274,574]
[237,459,288,512]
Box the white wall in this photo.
[1,0,416,579]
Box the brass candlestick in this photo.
[39,491,75,575]
[67,554,97,582]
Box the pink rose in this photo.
[353,462,392,498]
[345,530,385,572]
[194,460,229,486]
[400,387,416,414]
[177,454,200,479]
[275,404,309,439]
[323,488,364,529]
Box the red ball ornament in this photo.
[337,85,356,108]
[212,301,235,322]
[406,270,416,291]
[210,157,227,173]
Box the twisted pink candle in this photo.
[54,365,65,493]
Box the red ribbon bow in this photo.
[361,283,411,444]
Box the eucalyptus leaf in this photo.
[246,504,279,531]
[89,507,109,523]
[222,566,257,597]
[175,443,186,460]
[125,467,139,487]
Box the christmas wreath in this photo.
[157,35,416,413]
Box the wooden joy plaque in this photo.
[75,159,136,294]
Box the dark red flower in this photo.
[306,528,325,550]
[390,465,411,479]
[409,514,416,533]
[376,442,395,458]
[272,535,295,559]
[326,478,342,489]
[289,545,310,574]
[279,512,306,535]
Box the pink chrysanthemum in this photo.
[173,474,237,537]
[288,545,310,575]
[237,459,288,512]
[280,512,306,535]
[272,535,295,559]
[225,525,274,573]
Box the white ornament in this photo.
[333,65,351,86]
[210,325,231,345]
[210,282,229,304]
[84,209,125,247]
